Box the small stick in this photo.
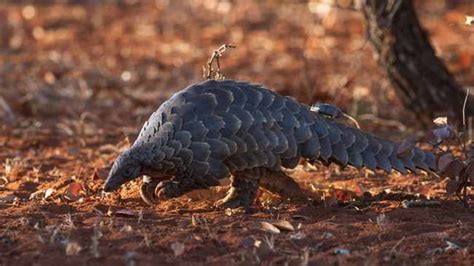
[462,88,471,159]
[204,44,236,80]
[342,113,361,129]
[0,95,15,121]
[389,236,406,257]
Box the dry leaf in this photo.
[433,117,448,126]
[289,231,306,240]
[334,248,350,255]
[120,225,133,233]
[401,199,441,208]
[240,237,261,248]
[0,194,17,203]
[445,240,462,250]
[322,232,335,238]
[271,220,295,232]
[291,215,310,220]
[115,209,137,217]
[171,241,185,256]
[65,241,82,256]
[44,188,55,199]
[259,222,280,234]
[376,213,388,231]
[0,176,8,186]
[64,182,84,201]
[465,16,474,26]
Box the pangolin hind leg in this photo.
[259,170,304,200]
[216,168,262,209]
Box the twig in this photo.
[311,0,359,11]
[342,113,361,129]
[462,88,470,129]
[358,113,407,131]
[401,199,441,208]
[0,95,15,121]
[462,88,471,159]
[462,185,468,208]
[389,236,406,257]
[203,44,236,80]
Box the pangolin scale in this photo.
[104,79,436,208]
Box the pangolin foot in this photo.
[215,187,254,209]
[140,177,161,205]
[140,177,182,205]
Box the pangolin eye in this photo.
[124,168,134,177]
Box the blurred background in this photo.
[1,0,474,138]
[1,2,474,264]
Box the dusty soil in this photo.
[1,1,473,265]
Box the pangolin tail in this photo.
[303,117,436,175]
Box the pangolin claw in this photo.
[140,179,160,205]
[215,198,243,209]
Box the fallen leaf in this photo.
[120,225,133,233]
[0,194,17,203]
[291,215,310,220]
[271,220,295,232]
[376,213,388,231]
[29,190,43,200]
[322,232,335,239]
[65,241,82,256]
[64,182,84,201]
[171,241,185,256]
[115,209,137,217]
[445,240,462,250]
[289,231,306,240]
[259,222,280,234]
[433,117,448,126]
[334,248,350,255]
[0,176,8,186]
[44,188,55,200]
[465,16,474,26]
[401,199,441,208]
[240,238,260,248]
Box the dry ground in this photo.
[1,1,474,265]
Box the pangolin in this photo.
[103,79,436,208]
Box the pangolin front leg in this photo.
[216,168,261,209]
[140,176,197,205]
[140,176,161,205]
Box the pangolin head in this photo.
[103,148,143,192]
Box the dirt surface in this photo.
[1,1,473,265]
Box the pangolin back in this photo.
[131,79,435,183]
